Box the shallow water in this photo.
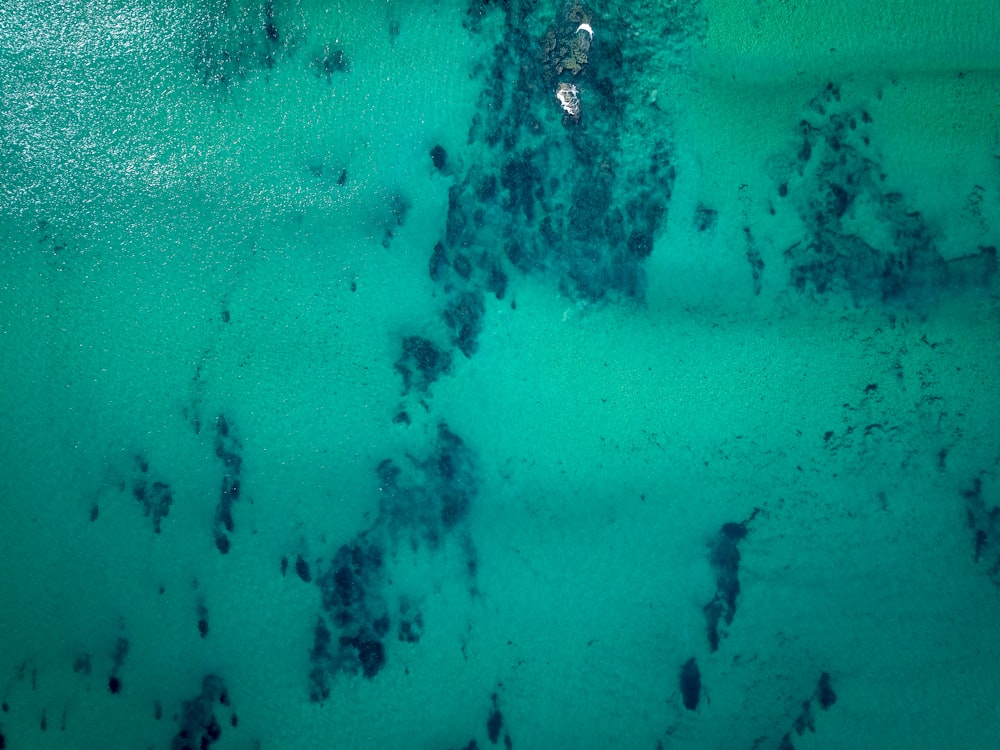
[1,1,999,748]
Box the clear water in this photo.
[1,1,999,748]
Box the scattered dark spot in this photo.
[108,676,121,695]
[222,309,231,323]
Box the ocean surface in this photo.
[1,1,999,748]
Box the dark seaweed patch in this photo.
[195,0,291,92]
[344,635,385,678]
[311,46,349,81]
[430,242,450,282]
[694,204,718,232]
[792,699,815,735]
[784,671,839,741]
[744,227,765,296]
[197,598,210,639]
[295,554,312,583]
[945,245,998,289]
[963,477,1000,585]
[211,414,245,553]
[443,292,485,357]
[107,635,129,694]
[773,83,989,307]
[73,653,92,675]
[416,0,686,396]
[308,618,334,702]
[816,671,837,709]
[395,336,453,395]
[307,424,480,697]
[485,258,509,299]
[397,611,424,643]
[311,538,390,691]
[679,657,701,711]
[170,674,230,750]
[431,145,448,171]
[702,510,758,652]
[453,253,473,280]
[486,692,504,743]
[129,455,173,533]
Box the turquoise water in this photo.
[1,0,999,748]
